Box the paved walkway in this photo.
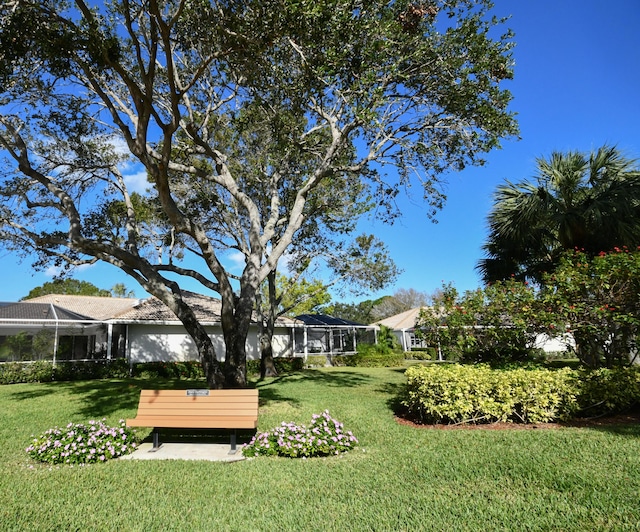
[120,442,246,462]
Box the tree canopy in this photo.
[22,279,136,299]
[477,146,640,284]
[371,288,432,321]
[0,0,517,387]
[22,279,111,300]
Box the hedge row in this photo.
[0,360,132,384]
[0,357,310,385]
[0,346,406,384]
[401,364,640,424]
[332,345,405,368]
[245,357,305,375]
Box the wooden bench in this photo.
[126,389,259,454]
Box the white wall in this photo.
[533,333,575,353]
[272,326,293,357]
[127,323,293,363]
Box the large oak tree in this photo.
[0,0,517,387]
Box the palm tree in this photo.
[477,146,640,284]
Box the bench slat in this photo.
[138,397,257,410]
[131,405,257,418]
[127,416,258,429]
[139,389,258,398]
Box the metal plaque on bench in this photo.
[186,389,210,396]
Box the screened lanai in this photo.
[0,302,126,363]
[292,314,377,359]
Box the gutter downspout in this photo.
[106,322,113,360]
[50,304,59,365]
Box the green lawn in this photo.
[2,366,640,531]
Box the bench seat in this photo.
[126,389,259,453]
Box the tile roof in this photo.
[26,295,140,321]
[13,292,301,326]
[0,302,93,321]
[116,292,223,323]
[117,292,298,326]
[372,307,426,330]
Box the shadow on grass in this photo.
[256,385,302,409]
[140,427,257,446]
[253,369,374,408]
[8,377,209,419]
[376,381,407,418]
[255,368,374,388]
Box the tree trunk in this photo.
[220,291,254,388]
[260,270,279,379]
[260,323,278,379]
[171,297,226,388]
[573,330,600,368]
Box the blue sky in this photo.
[357,0,640,301]
[1,0,639,302]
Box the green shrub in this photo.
[130,361,205,379]
[0,362,30,384]
[408,348,435,361]
[305,355,329,367]
[54,360,131,381]
[577,366,640,416]
[401,364,579,424]
[274,357,304,373]
[0,361,56,384]
[337,345,405,367]
[1,358,309,384]
[246,357,305,376]
[0,360,133,384]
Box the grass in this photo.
[2,366,640,531]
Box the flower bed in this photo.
[242,410,358,458]
[26,419,139,465]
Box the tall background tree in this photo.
[370,288,432,321]
[21,279,135,299]
[478,146,640,284]
[22,280,111,300]
[0,0,517,387]
[257,234,399,377]
[323,298,388,326]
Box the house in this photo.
[374,307,572,356]
[372,307,427,352]
[0,293,376,364]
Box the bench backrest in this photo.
[132,389,259,429]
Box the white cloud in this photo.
[226,251,245,271]
[122,168,150,194]
[45,263,95,278]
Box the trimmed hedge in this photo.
[246,357,305,376]
[407,347,435,361]
[130,361,204,380]
[305,355,330,367]
[0,357,309,384]
[333,345,405,368]
[401,364,640,424]
[0,360,131,384]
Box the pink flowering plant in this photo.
[242,410,358,458]
[26,419,139,465]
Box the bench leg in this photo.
[229,430,237,455]
[149,429,162,452]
